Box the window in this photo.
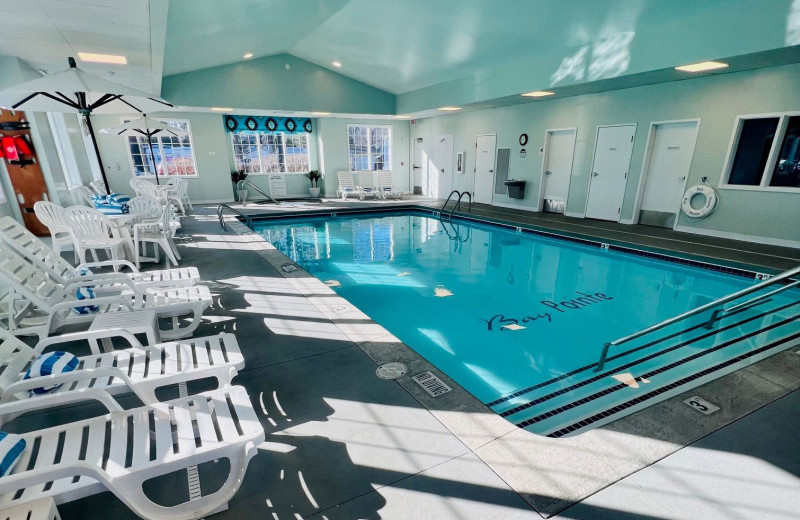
[231,131,310,174]
[126,119,197,177]
[722,112,800,190]
[348,125,391,171]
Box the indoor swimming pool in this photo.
[253,212,800,436]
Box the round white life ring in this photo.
[681,184,718,218]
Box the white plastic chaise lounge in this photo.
[0,247,212,340]
[377,171,403,199]
[0,216,199,291]
[0,386,263,520]
[355,171,380,199]
[0,328,244,414]
[336,171,362,200]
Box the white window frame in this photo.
[347,124,392,171]
[47,112,84,189]
[230,131,311,175]
[123,117,199,178]
[719,110,800,192]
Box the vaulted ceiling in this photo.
[1,0,799,116]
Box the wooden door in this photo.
[0,110,50,236]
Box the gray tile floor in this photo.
[22,205,800,520]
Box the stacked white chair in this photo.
[0,246,212,340]
[0,216,199,290]
[132,203,181,269]
[61,207,127,265]
[32,202,76,263]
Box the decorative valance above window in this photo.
[223,115,312,134]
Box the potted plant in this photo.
[306,169,322,198]
[231,169,248,204]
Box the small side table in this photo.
[0,497,61,520]
[89,308,160,352]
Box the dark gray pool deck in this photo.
[18,202,800,519]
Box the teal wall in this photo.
[89,112,411,202]
[410,63,800,246]
[162,54,395,115]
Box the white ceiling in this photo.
[0,0,165,94]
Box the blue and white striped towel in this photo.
[0,432,25,477]
[23,351,80,395]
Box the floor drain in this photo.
[376,362,407,379]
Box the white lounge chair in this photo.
[377,171,403,199]
[336,171,362,200]
[0,216,199,291]
[62,207,128,265]
[0,386,263,520]
[88,180,107,196]
[355,171,380,199]
[32,202,77,263]
[0,328,244,413]
[0,246,212,340]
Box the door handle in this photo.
[440,168,445,173]
[679,176,686,181]
[413,166,421,169]
[489,169,494,173]
[592,172,599,177]
[545,170,552,175]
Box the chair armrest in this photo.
[34,329,142,356]
[0,386,123,417]
[78,259,140,273]
[49,294,137,316]
[65,273,141,294]
[3,366,153,405]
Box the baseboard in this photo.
[674,224,800,249]
[618,217,636,225]
[490,201,538,211]
[193,198,235,204]
[564,211,585,219]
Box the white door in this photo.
[540,129,577,212]
[433,135,453,198]
[585,124,636,221]
[640,121,699,225]
[474,134,497,204]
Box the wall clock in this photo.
[519,133,528,146]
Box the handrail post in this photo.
[595,342,611,372]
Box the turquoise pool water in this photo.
[253,213,799,432]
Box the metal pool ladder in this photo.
[595,264,800,372]
[217,204,253,230]
[439,190,472,221]
[236,180,280,205]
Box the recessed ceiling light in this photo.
[311,111,331,116]
[243,53,253,59]
[332,61,342,68]
[211,107,234,112]
[77,52,127,65]
[522,90,555,97]
[437,106,462,111]
[675,61,729,73]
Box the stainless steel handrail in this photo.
[217,203,253,230]
[448,191,472,219]
[595,264,800,372]
[440,190,461,219]
[237,180,280,205]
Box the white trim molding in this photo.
[674,224,800,249]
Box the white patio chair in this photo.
[74,186,96,207]
[0,386,263,520]
[88,180,107,196]
[176,178,193,211]
[61,206,126,265]
[167,178,192,214]
[129,178,144,196]
[377,171,403,199]
[336,171,362,200]
[0,216,199,290]
[0,246,212,340]
[133,204,181,269]
[355,171,380,199]
[32,202,77,263]
[0,328,244,414]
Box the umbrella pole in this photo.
[83,113,112,194]
[147,132,160,185]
